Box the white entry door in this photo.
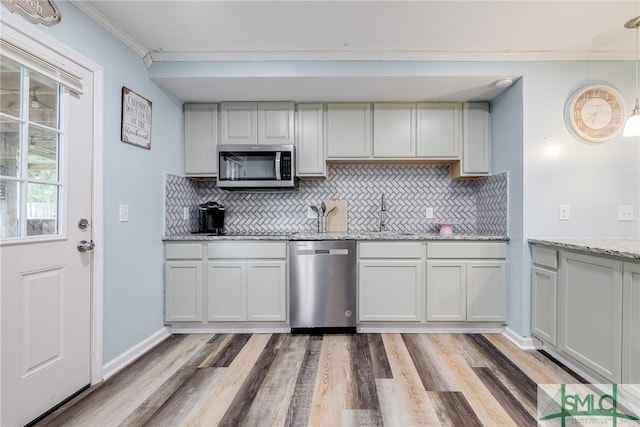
[0,52,94,425]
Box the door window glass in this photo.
[0,55,64,240]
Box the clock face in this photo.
[564,84,626,143]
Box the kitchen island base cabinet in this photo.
[531,265,558,345]
[559,251,623,383]
[623,262,640,399]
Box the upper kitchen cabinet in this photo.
[326,103,372,158]
[451,102,491,178]
[220,102,294,145]
[416,103,461,158]
[295,103,326,177]
[373,103,416,158]
[184,103,219,177]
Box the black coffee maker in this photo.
[198,201,225,234]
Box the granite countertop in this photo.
[529,238,640,260]
[163,231,509,242]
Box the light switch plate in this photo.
[307,206,316,219]
[618,205,634,221]
[119,204,129,222]
[183,207,190,220]
[559,204,570,221]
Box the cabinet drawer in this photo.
[427,242,506,259]
[165,243,203,259]
[531,245,558,270]
[359,242,422,259]
[208,241,287,259]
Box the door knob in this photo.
[77,240,95,252]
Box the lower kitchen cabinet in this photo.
[207,260,286,322]
[164,243,204,322]
[426,242,507,322]
[207,242,287,322]
[358,241,424,322]
[530,245,559,345]
[359,260,423,321]
[623,262,640,398]
[559,251,623,383]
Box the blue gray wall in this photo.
[32,1,640,363]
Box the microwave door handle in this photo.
[275,152,282,180]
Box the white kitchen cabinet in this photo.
[220,102,257,145]
[295,103,326,177]
[531,245,559,345]
[622,262,640,399]
[559,251,623,383]
[416,103,461,158]
[220,102,294,145]
[452,102,490,178]
[373,103,416,158]
[246,261,287,321]
[426,242,507,323]
[207,241,287,322]
[326,103,372,158]
[426,261,466,321]
[184,103,218,176]
[466,261,507,322]
[358,242,424,322]
[207,261,246,321]
[164,243,204,322]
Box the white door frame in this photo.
[1,12,105,386]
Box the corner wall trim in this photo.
[502,327,542,350]
[101,327,171,381]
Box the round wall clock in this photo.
[564,84,626,143]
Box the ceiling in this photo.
[73,1,640,102]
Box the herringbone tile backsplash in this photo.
[165,165,507,235]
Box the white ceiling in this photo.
[73,0,640,102]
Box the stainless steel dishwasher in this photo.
[289,240,357,332]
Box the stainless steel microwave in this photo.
[217,144,295,189]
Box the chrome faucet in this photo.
[379,193,386,232]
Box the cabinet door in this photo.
[426,261,466,321]
[220,102,257,145]
[246,261,287,321]
[359,260,423,321]
[559,252,622,382]
[466,260,506,322]
[327,103,372,158]
[531,265,557,345]
[165,261,203,322]
[207,261,246,321]
[373,103,416,158]
[296,103,326,177]
[623,262,640,400]
[258,101,294,145]
[184,103,218,176]
[416,103,461,158]
[460,102,490,176]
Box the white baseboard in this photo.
[502,327,542,350]
[101,326,171,381]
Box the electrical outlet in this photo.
[119,204,129,222]
[183,207,190,220]
[559,204,570,221]
[425,207,434,220]
[307,206,316,219]
[618,205,634,221]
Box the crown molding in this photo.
[69,0,151,67]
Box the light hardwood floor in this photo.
[34,333,584,426]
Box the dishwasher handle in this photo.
[295,248,350,256]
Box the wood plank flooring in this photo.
[34,333,584,427]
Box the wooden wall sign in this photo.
[1,0,61,26]
[121,87,152,150]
